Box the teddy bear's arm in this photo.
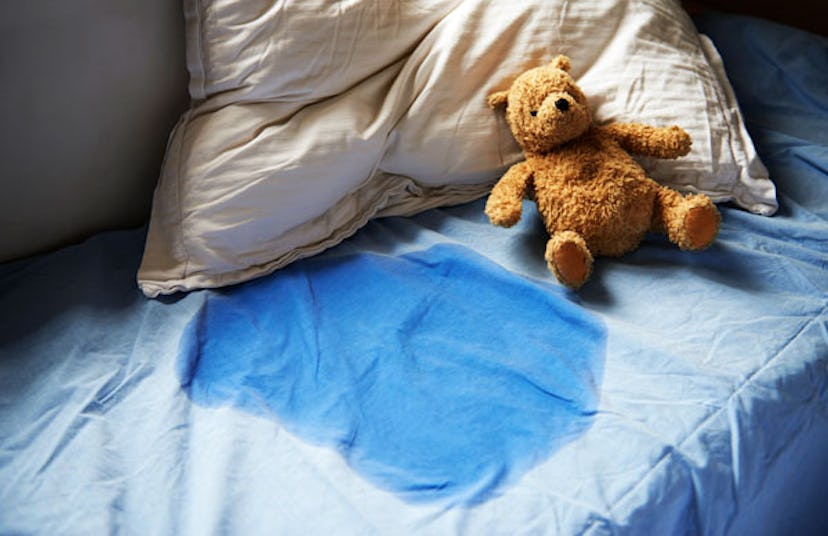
[485,161,533,228]
[599,123,692,159]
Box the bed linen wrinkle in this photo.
[603,309,827,532]
[720,235,827,294]
[605,449,711,534]
[570,271,824,530]
[749,124,828,156]
[299,270,326,384]
[289,450,402,536]
[19,350,149,480]
[792,148,828,179]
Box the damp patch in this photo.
[178,244,606,504]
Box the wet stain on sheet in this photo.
[178,244,606,504]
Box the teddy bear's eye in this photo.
[530,110,538,117]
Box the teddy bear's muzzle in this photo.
[541,94,573,119]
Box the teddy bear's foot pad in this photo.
[683,205,720,250]
[545,232,594,289]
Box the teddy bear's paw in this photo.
[545,232,594,289]
[675,195,720,250]
[683,204,720,250]
[485,200,523,228]
[665,126,692,158]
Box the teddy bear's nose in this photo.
[555,98,570,112]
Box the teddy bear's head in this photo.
[488,55,592,154]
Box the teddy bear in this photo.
[485,55,720,288]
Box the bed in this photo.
[1,2,826,534]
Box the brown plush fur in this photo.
[486,56,721,288]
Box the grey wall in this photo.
[0,1,189,262]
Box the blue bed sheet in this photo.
[2,12,827,535]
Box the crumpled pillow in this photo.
[138,0,776,297]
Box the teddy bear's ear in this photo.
[486,90,510,109]
[550,55,571,72]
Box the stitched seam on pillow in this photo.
[178,0,203,281]
[175,113,193,282]
[187,0,206,101]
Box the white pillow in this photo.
[138,0,777,297]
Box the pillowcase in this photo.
[138,0,777,297]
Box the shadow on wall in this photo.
[0,0,189,263]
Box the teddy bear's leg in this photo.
[651,188,721,250]
[545,231,594,289]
